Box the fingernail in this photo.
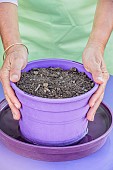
[91,115,94,121]
[13,114,17,119]
[97,76,104,82]
[14,103,20,109]
[11,74,19,81]
[91,102,95,107]
[88,115,94,121]
[13,113,19,120]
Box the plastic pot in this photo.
[11,59,98,146]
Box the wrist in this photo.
[86,38,105,55]
[87,29,108,54]
[2,32,21,49]
[3,43,29,60]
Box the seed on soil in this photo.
[35,84,41,92]
[43,83,48,87]
[34,71,39,75]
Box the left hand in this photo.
[82,45,109,121]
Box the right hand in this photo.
[0,46,28,120]
[82,45,109,121]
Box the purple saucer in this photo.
[0,99,112,162]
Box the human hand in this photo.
[0,46,28,120]
[82,45,109,121]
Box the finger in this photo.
[89,69,109,108]
[87,93,104,121]
[5,94,21,120]
[1,70,21,109]
[10,57,27,82]
[4,85,21,109]
[90,63,104,84]
[85,68,90,72]
[89,83,106,107]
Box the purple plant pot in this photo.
[11,59,98,146]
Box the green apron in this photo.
[0,0,113,74]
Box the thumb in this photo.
[10,58,26,82]
[90,64,104,84]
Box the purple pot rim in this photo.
[0,101,112,152]
[11,58,99,103]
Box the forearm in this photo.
[0,2,21,51]
[87,0,113,52]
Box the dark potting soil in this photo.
[16,67,95,99]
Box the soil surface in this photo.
[16,67,94,99]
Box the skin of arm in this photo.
[0,2,21,49]
[88,0,113,50]
[83,0,113,121]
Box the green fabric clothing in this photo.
[0,0,113,74]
